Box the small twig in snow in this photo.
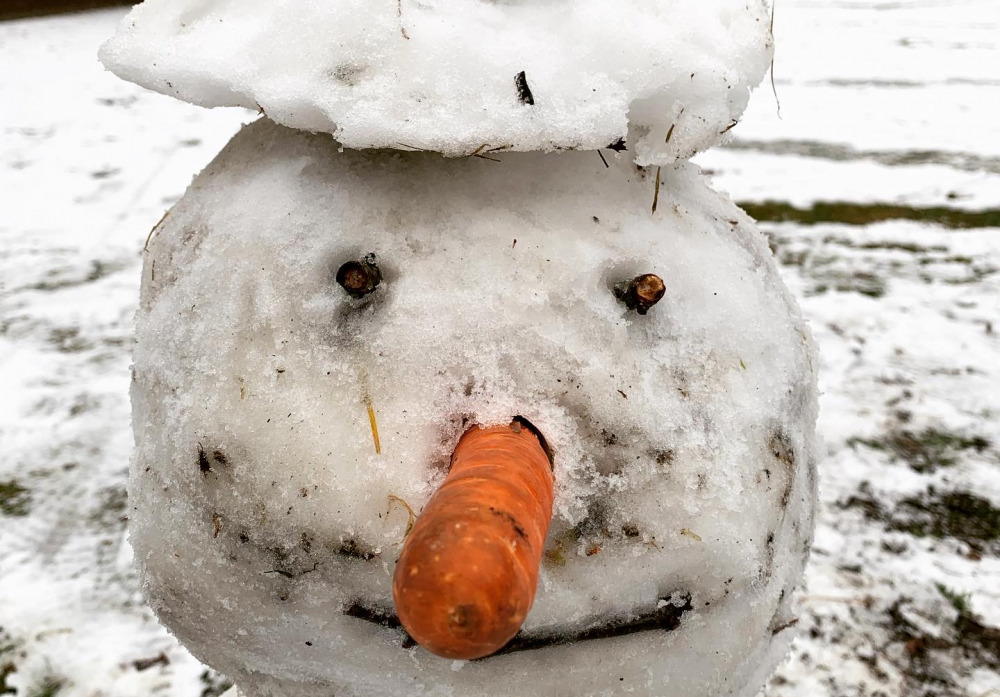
[365,398,381,455]
[143,209,170,251]
[468,144,502,162]
[651,167,662,214]
[398,0,410,39]
[770,0,782,118]
[515,70,535,105]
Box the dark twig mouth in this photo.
[344,592,692,658]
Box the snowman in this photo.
[100,1,818,696]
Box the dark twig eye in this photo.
[337,253,382,298]
[614,273,665,315]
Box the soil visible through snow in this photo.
[1,3,998,696]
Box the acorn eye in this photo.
[613,273,665,315]
[336,253,382,298]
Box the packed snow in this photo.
[104,4,814,691]
[130,118,816,697]
[98,0,774,165]
[2,3,999,697]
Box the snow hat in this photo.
[99,0,774,164]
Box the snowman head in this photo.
[129,118,816,697]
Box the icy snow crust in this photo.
[131,119,816,697]
[99,0,774,165]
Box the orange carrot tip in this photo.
[392,419,554,660]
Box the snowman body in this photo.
[104,1,817,695]
[132,120,816,697]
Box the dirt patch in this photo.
[885,588,1000,696]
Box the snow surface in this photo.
[130,119,816,697]
[3,3,1000,697]
[97,0,774,165]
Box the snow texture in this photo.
[130,119,817,697]
[98,0,774,165]
[9,4,999,697]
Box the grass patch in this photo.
[47,327,93,353]
[848,428,991,473]
[819,235,947,254]
[739,200,1000,229]
[809,270,887,298]
[0,480,31,517]
[840,485,1000,554]
[892,491,1000,550]
[722,138,1000,174]
[28,260,120,293]
[887,593,1000,688]
[199,670,233,697]
[935,584,973,619]
[1,630,16,696]
[26,676,64,697]
[838,481,887,519]
[90,486,128,528]
[857,240,947,254]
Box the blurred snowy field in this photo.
[1,2,998,697]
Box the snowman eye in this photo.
[613,273,665,315]
[336,253,382,298]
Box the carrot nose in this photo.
[392,420,555,659]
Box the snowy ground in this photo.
[1,3,998,697]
